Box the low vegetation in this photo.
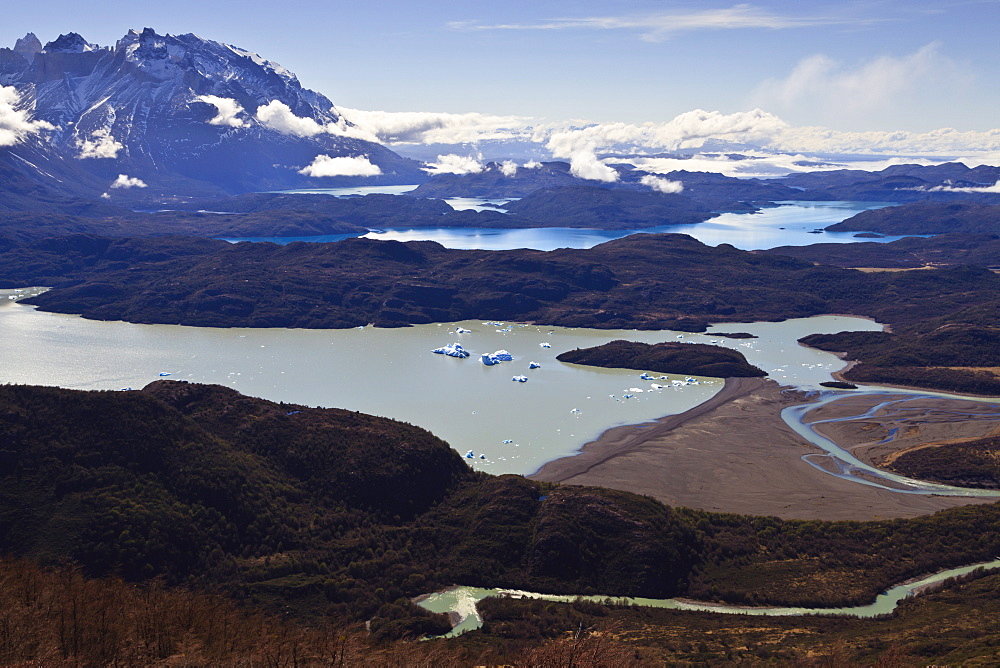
[888,435,1000,489]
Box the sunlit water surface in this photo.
[0,293,878,475]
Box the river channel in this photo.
[416,558,1000,636]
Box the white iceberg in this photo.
[529,361,541,369]
[539,342,551,348]
[512,375,528,382]
[482,349,514,365]
[432,342,470,358]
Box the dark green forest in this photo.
[555,339,767,377]
[4,381,1000,641]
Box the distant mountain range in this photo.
[2,28,1000,214]
[0,29,425,200]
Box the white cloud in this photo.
[423,154,485,175]
[0,85,54,146]
[499,160,518,177]
[110,174,147,189]
[523,160,543,169]
[256,100,327,137]
[448,6,863,41]
[923,180,1000,194]
[335,107,533,145]
[751,43,968,127]
[253,101,380,141]
[640,174,684,193]
[771,125,1000,155]
[195,95,247,128]
[567,149,619,182]
[76,128,123,159]
[546,109,788,159]
[298,154,382,177]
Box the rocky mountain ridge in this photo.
[0,28,424,199]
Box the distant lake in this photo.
[0,293,878,476]
[226,200,907,251]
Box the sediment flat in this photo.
[529,379,995,521]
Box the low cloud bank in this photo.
[921,180,1000,194]
[0,86,54,146]
[190,92,1000,179]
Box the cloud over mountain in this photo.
[76,129,123,159]
[298,155,382,177]
[0,86,54,146]
[334,107,533,145]
[422,154,485,175]
[195,96,248,128]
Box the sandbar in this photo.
[529,378,996,520]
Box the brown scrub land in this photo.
[530,378,999,520]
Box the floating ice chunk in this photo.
[539,342,551,348]
[570,408,581,414]
[651,384,664,389]
[639,373,653,380]
[159,372,171,376]
[512,375,528,382]
[482,349,513,365]
[677,334,683,339]
[432,342,470,358]
[479,454,486,459]
[529,361,541,369]
[466,450,475,458]
[455,326,472,334]
[502,439,513,444]
[628,387,644,393]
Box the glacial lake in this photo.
[0,291,879,476]
[226,200,910,251]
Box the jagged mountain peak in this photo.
[43,32,99,53]
[13,33,42,58]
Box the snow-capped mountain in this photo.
[0,28,424,199]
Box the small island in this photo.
[556,340,768,378]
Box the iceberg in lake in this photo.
[481,349,514,365]
[511,375,528,383]
[432,342,470,358]
[528,361,541,369]
[539,342,551,348]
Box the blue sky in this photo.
[3,0,999,135]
